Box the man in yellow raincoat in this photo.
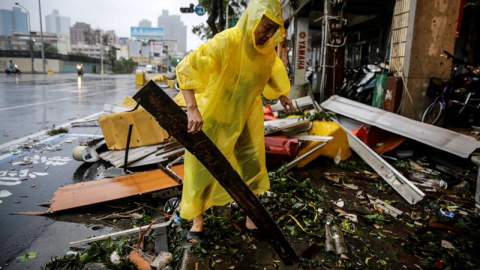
[176,0,293,242]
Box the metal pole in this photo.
[225,2,229,29]
[15,3,34,74]
[38,0,46,74]
[100,44,104,74]
[319,0,328,103]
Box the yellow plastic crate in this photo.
[99,107,169,150]
[296,120,352,168]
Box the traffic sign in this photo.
[195,5,206,16]
[180,3,195,13]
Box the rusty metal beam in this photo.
[133,80,299,266]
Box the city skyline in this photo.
[0,0,207,51]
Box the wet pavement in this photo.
[0,73,144,267]
[0,74,138,145]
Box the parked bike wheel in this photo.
[421,100,444,125]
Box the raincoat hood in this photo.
[236,0,285,54]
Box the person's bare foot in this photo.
[188,215,204,244]
[245,216,258,231]
[190,215,204,232]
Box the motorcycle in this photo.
[446,59,480,126]
[353,62,389,105]
[339,66,365,99]
[76,64,84,77]
[5,64,21,75]
[339,61,389,105]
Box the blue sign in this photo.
[195,5,206,16]
[130,27,164,39]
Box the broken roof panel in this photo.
[321,95,480,158]
[14,165,183,215]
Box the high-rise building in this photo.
[157,10,187,53]
[70,22,91,45]
[139,19,152,28]
[104,30,118,44]
[0,7,28,35]
[45,9,71,36]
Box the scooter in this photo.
[353,62,389,105]
[5,65,21,75]
[76,64,84,77]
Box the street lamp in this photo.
[15,2,34,73]
[38,0,46,74]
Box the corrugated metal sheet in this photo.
[321,95,480,158]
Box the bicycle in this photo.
[421,50,479,125]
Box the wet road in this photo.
[0,74,139,145]
[0,73,145,267]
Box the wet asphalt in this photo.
[0,73,172,268]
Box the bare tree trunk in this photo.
[218,0,225,32]
[207,0,219,35]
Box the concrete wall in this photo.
[1,57,106,74]
[1,57,61,73]
[403,0,461,119]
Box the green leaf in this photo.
[17,254,28,262]
[80,253,90,263]
[27,251,38,259]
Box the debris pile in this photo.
[10,80,479,269]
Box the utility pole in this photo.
[100,44,104,75]
[38,0,46,74]
[15,2,34,74]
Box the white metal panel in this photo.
[321,95,480,158]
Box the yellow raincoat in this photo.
[175,0,289,220]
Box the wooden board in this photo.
[15,165,183,214]
[133,80,299,265]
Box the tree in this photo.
[113,57,137,74]
[43,41,58,54]
[193,0,248,41]
[106,46,118,71]
[68,51,88,57]
[84,28,117,71]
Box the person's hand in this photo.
[279,95,295,113]
[187,106,203,133]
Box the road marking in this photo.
[0,112,104,150]
[0,88,129,112]
[0,98,71,111]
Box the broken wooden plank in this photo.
[14,165,183,214]
[128,147,184,168]
[99,144,160,167]
[133,80,299,265]
[99,141,183,168]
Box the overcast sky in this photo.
[1,0,208,51]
